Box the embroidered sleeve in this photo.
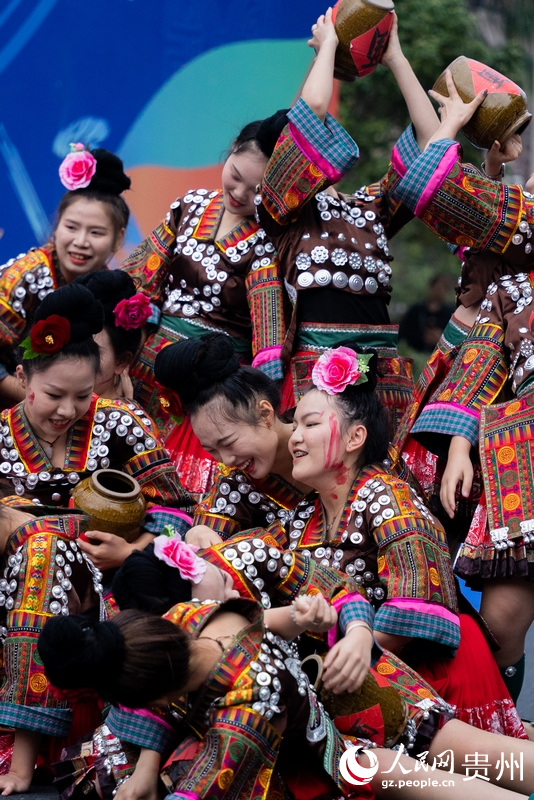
[411,321,507,456]
[120,210,179,307]
[97,399,192,513]
[246,257,286,380]
[193,468,287,539]
[106,706,177,757]
[259,98,359,229]
[392,136,533,252]
[366,476,460,653]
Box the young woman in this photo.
[0,147,130,407]
[386,71,534,699]
[254,11,442,439]
[154,333,309,546]
[0,281,190,572]
[75,270,149,400]
[120,117,287,495]
[39,582,534,800]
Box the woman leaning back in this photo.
[0,146,130,408]
[0,281,190,574]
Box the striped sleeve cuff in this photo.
[374,600,460,653]
[287,98,359,176]
[106,706,176,756]
[412,402,480,450]
[0,702,72,737]
[393,139,460,214]
[327,591,374,647]
[391,124,421,176]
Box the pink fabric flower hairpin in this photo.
[311,346,371,395]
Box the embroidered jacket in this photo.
[0,514,103,736]
[0,396,191,518]
[121,190,286,381]
[0,243,69,379]
[193,465,306,539]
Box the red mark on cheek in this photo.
[324,413,341,469]
[28,392,35,406]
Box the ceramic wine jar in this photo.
[72,468,146,542]
[433,56,531,150]
[333,0,394,81]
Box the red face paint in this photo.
[28,392,35,406]
[324,413,341,469]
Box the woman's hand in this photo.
[322,624,373,694]
[426,69,487,147]
[308,7,338,53]
[379,12,403,69]
[115,749,160,800]
[293,593,338,633]
[78,530,153,569]
[440,435,473,518]
[185,525,223,548]
[484,134,522,179]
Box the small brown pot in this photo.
[333,0,394,82]
[72,469,146,542]
[433,56,532,150]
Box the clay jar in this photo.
[433,56,532,150]
[72,469,146,542]
[333,0,394,82]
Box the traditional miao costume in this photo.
[0,395,190,522]
[0,512,109,774]
[193,465,307,538]
[58,577,454,800]
[121,193,286,494]
[257,99,415,437]
[0,243,79,384]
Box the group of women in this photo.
[0,7,533,800]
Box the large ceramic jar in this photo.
[72,469,146,542]
[433,56,532,150]
[333,0,394,82]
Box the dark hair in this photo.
[21,284,104,377]
[231,109,289,160]
[320,343,389,467]
[38,609,190,708]
[74,271,141,363]
[112,544,192,615]
[154,333,280,423]
[55,149,131,238]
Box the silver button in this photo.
[297,272,314,288]
[349,275,363,291]
[365,277,378,294]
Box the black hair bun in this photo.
[33,283,104,340]
[112,544,192,614]
[89,149,131,196]
[256,109,290,158]
[38,615,124,691]
[155,333,240,409]
[75,271,136,324]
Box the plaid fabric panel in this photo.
[256,358,284,381]
[144,508,191,537]
[394,124,421,171]
[338,596,374,633]
[412,402,480,447]
[121,221,176,306]
[106,706,177,755]
[0,701,71,737]
[287,98,359,174]
[374,606,460,650]
[393,138,458,212]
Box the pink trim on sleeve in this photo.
[118,705,174,732]
[391,145,407,178]
[251,346,283,368]
[379,598,459,624]
[327,592,370,648]
[414,143,461,216]
[288,121,344,183]
[426,401,481,420]
[149,506,193,525]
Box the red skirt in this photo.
[417,613,527,739]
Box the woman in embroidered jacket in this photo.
[0,282,190,575]
[38,542,534,800]
[254,11,444,438]
[384,71,534,699]
[0,148,131,408]
[119,119,287,496]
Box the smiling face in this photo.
[289,389,366,492]
[194,560,240,603]
[220,148,267,218]
[93,328,130,397]
[55,197,124,282]
[191,399,278,479]
[17,357,96,441]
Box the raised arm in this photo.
[380,13,439,150]
[301,8,339,122]
[425,68,487,149]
